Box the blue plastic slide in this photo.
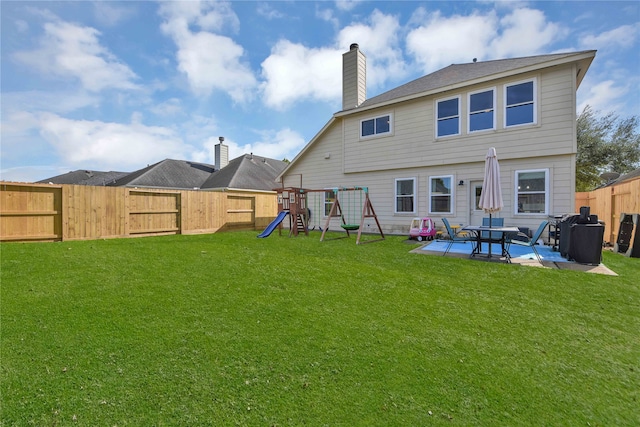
[257,211,289,238]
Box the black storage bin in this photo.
[568,224,604,264]
[559,214,580,257]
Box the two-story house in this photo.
[277,44,596,235]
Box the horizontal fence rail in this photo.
[575,178,640,244]
[0,182,278,242]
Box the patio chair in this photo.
[441,218,476,256]
[508,220,549,263]
[481,217,504,242]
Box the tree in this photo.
[576,105,640,191]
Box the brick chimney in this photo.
[342,43,366,110]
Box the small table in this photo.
[462,226,520,262]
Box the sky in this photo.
[1,0,639,183]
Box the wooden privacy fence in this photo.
[575,177,640,244]
[0,183,278,242]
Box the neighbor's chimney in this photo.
[342,43,366,110]
[215,136,229,170]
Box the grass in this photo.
[1,231,639,426]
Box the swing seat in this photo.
[341,224,360,231]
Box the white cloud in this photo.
[337,9,407,88]
[261,9,406,110]
[577,79,628,114]
[580,23,640,51]
[257,2,285,20]
[159,0,256,103]
[193,128,304,164]
[249,128,306,161]
[36,113,187,169]
[335,0,364,12]
[93,2,136,27]
[177,31,257,102]
[150,98,183,117]
[490,8,565,57]
[12,21,139,92]
[407,7,565,73]
[260,40,342,110]
[1,90,99,115]
[407,11,497,72]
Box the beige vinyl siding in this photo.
[343,64,577,174]
[282,121,346,189]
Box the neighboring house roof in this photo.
[37,170,130,186]
[605,168,640,187]
[108,159,215,189]
[201,154,287,191]
[279,50,596,181]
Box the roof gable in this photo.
[37,170,130,186]
[202,154,287,191]
[109,159,215,189]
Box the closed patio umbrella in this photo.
[478,147,504,258]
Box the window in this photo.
[515,169,548,214]
[361,114,391,138]
[468,89,495,132]
[505,80,536,127]
[429,175,453,214]
[436,96,460,137]
[395,178,415,213]
[324,190,336,216]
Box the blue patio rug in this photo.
[420,240,568,263]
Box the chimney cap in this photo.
[350,43,359,50]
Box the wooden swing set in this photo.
[319,186,384,244]
[272,186,384,244]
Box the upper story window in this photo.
[515,169,548,215]
[436,96,460,137]
[361,114,391,138]
[468,89,495,132]
[505,79,536,127]
[429,175,453,214]
[395,178,415,214]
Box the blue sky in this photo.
[1,0,639,182]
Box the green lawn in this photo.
[1,231,639,426]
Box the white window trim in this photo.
[504,78,537,128]
[360,113,393,139]
[428,175,454,215]
[514,168,549,216]
[435,95,461,138]
[394,177,416,214]
[467,87,496,133]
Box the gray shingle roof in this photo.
[108,159,215,189]
[355,50,596,110]
[201,154,287,191]
[37,170,130,186]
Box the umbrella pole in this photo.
[488,213,492,258]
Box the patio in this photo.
[411,239,617,275]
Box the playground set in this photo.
[257,186,384,244]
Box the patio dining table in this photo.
[462,225,520,262]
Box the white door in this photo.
[470,181,485,226]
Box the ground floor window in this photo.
[515,169,548,214]
[429,175,453,214]
[324,190,336,216]
[395,178,415,213]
